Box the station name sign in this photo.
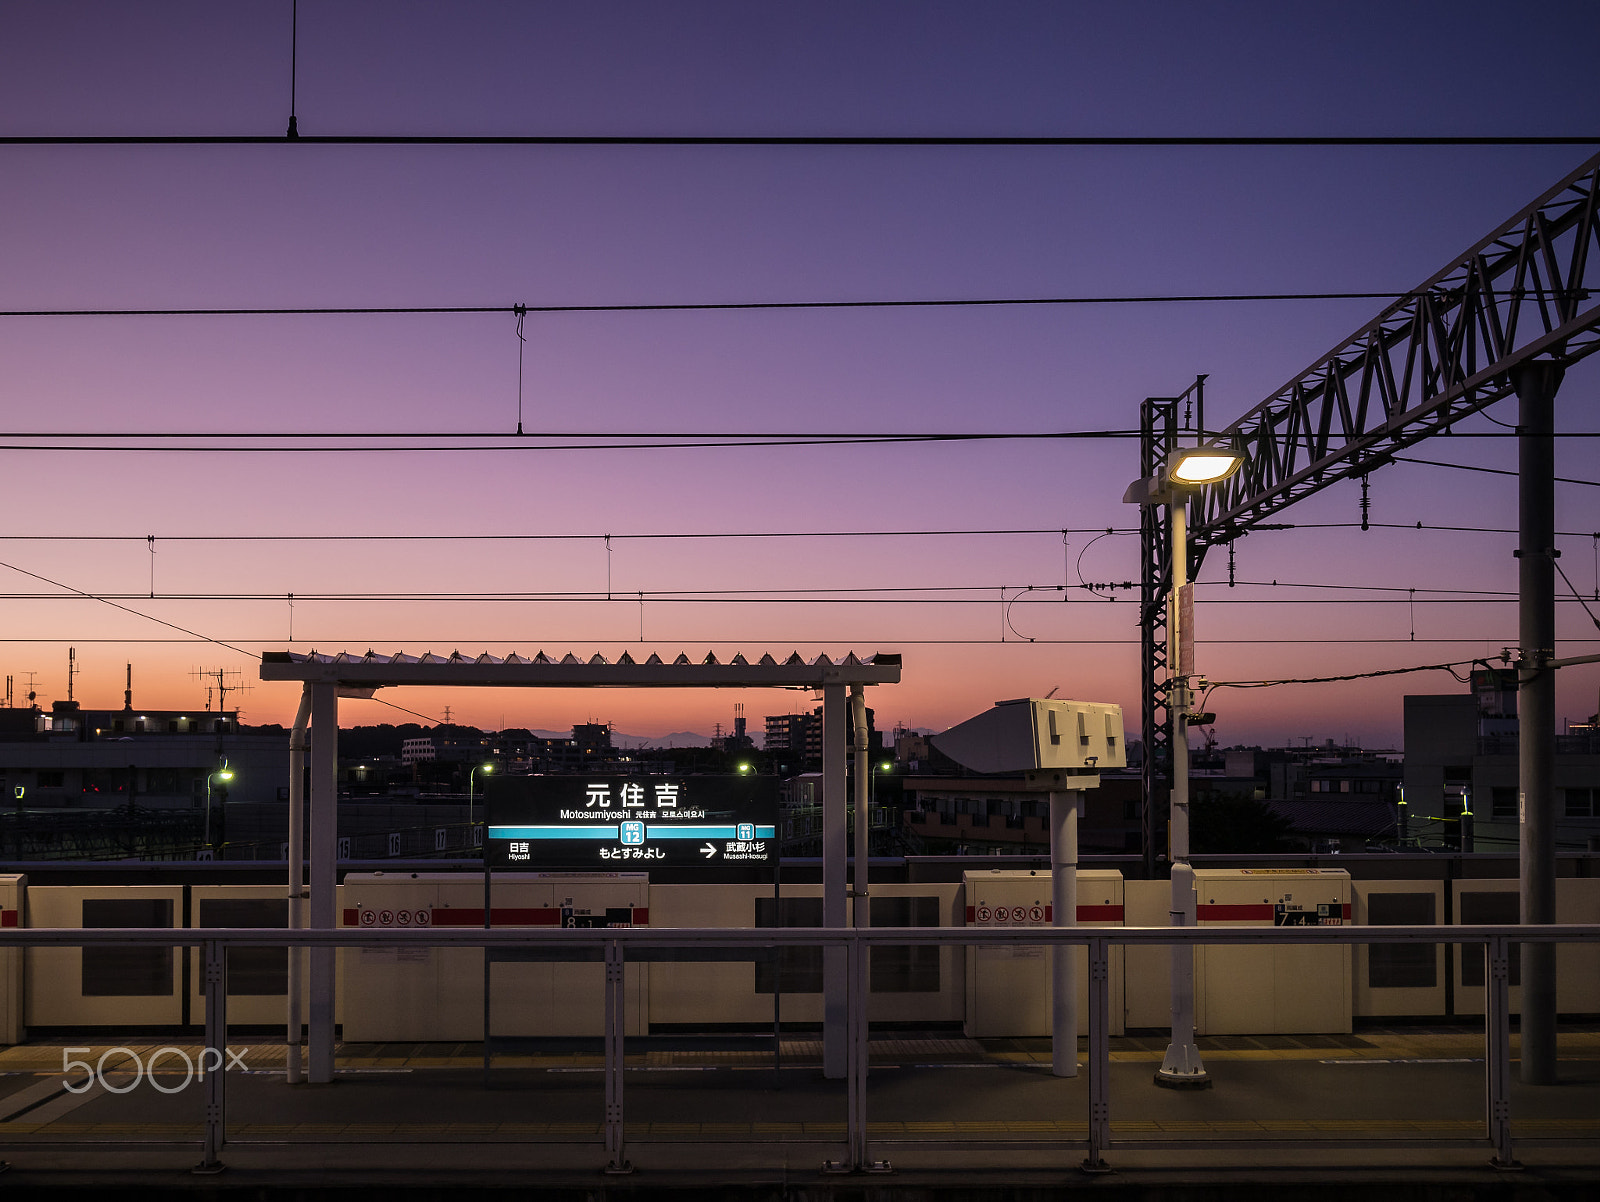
[484,774,779,869]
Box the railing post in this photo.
[825,930,887,1174]
[193,938,227,1175]
[1084,935,1112,1173]
[603,938,631,1174]
[1486,934,1521,1170]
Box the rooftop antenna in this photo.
[3,676,11,709]
[124,663,133,712]
[67,647,78,703]
[192,666,251,716]
[22,670,40,710]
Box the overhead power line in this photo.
[1392,455,1600,488]
[0,590,1593,606]
[2,286,1594,319]
[1,637,1592,648]
[0,526,1110,543]
[0,558,248,655]
[0,432,1133,453]
[2,134,1595,147]
[4,432,1596,455]
[3,520,1597,543]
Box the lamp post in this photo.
[468,762,494,832]
[1126,442,1241,1091]
[203,762,234,851]
[870,759,892,830]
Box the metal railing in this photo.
[1,921,1597,1174]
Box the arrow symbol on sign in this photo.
[700,843,718,858]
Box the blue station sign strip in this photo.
[489,824,776,840]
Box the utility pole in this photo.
[1155,490,1208,1088]
[1513,359,1564,1086]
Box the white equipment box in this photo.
[1193,867,1352,1035]
[962,869,1124,1037]
[0,875,23,1043]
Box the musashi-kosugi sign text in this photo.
[483,775,778,868]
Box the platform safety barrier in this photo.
[0,922,1597,1175]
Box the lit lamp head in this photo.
[216,769,234,782]
[1165,445,1243,486]
[1123,442,1244,506]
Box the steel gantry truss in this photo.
[1139,148,1600,802]
[1191,149,1600,552]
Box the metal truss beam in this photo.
[1139,395,1181,879]
[1191,150,1600,553]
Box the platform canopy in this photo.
[259,648,901,689]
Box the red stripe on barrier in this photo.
[632,907,649,927]
[429,907,563,927]
[1077,905,1124,922]
[1343,903,1353,920]
[964,906,975,923]
[1197,903,1275,922]
[0,910,15,927]
[342,907,359,926]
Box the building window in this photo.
[1491,788,1518,819]
[37,771,64,788]
[1564,788,1596,818]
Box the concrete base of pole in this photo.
[1154,1052,1213,1089]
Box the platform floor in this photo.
[0,1027,1596,1196]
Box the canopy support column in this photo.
[308,681,338,1084]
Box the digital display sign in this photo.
[483,775,779,869]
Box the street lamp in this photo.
[869,760,892,830]
[468,762,494,830]
[203,762,234,851]
[1125,439,1241,1091]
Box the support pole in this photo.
[193,938,227,1174]
[603,939,631,1174]
[308,681,338,1084]
[1050,789,1080,1077]
[1085,936,1112,1173]
[1486,934,1519,1169]
[822,682,848,1079]
[850,686,870,932]
[1514,359,1563,1086]
[285,686,311,1085]
[1157,495,1209,1088]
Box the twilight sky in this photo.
[0,0,1597,747]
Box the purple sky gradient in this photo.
[0,1,1597,745]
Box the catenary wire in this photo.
[3,287,1596,319]
[2,134,1596,145]
[1391,455,1600,488]
[0,558,250,655]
